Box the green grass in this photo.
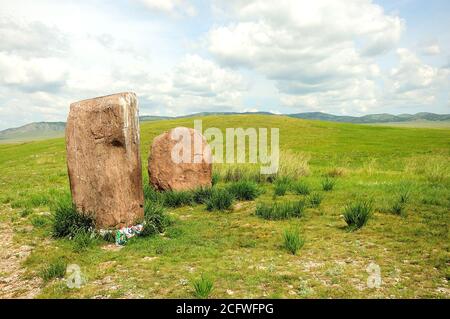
[219,164,263,183]
[227,180,260,201]
[192,274,214,299]
[387,184,411,216]
[255,200,305,220]
[161,190,194,208]
[212,172,220,186]
[390,200,406,216]
[72,230,99,252]
[52,195,95,238]
[343,200,373,231]
[143,183,163,203]
[0,114,449,298]
[141,200,171,237]
[273,177,292,196]
[283,229,305,255]
[39,258,67,282]
[192,187,214,204]
[19,207,33,217]
[292,180,310,195]
[205,188,234,211]
[31,215,50,228]
[321,177,336,191]
[308,192,323,208]
[366,120,450,129]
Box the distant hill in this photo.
[364,120,450,129]
[0,122,66,142]
[143,111,450,123]
[177,111,275,118]
[288,112,450,123]
[139,115,172,121]
[1,112,449,142]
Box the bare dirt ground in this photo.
[0,217,42,298]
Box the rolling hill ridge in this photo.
[1,112,449,142]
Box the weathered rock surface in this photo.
[65,92,144,229]
[148,127,212,191]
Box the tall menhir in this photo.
[65,92,144,229]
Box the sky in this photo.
[0,0,449,130]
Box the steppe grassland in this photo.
[0,115,448,298]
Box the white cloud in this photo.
[137,0,197,17]
[280,78,379,114]
[420,44,441,56]
[390,49,438,93]
[0,16,68,57]
[0,0,448,130]
[243,108,259,112]
[208,0,404,113]
[210,0,404,60]
[0,52,68,90]
[141,54,247,115]
[0,14,144,128]
[0,3,247,130]
[279,48,449,113]
[383,48,449,107]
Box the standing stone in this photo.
[148,127,212,191]
[65,92,144,229]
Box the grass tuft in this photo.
[192,187,213,204]
[40,258,67,282]
[308,192,323,208]
[141,200,171,237]
[255,200,305,220]
[327,167,346,178]
[220,164,262,183]
[214,151,309,183]
[283,229,305,255]
[397,185,411,205]
[162,190,194,208]
[205,188,234,211]
[390,201,405,216]
[228,180,260,201]
[321,177,336,191]
[389,183,411,216]
[52,195,95,238]
[19,208,33,218]
[72,229,98,252]
[343,200,373,231]
[143,183,163,203]
[192,274,214,299]
[31,215,49,228]
[277,151,310,180]
[292,180,310,195]
[273,176,292,196]
[211,172,220,186]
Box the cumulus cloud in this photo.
[0,3,249,130]
[383,48,449,107]
[390,49,439,93]
[0,16,68,57]
[280,78,379,114]
[208,0,404,113]
[0,0,448,130]
[209,0,404,61]
[279,48,449,113]
[0,15,73,129]
[0,53,68,92]
[140,54,247,115]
